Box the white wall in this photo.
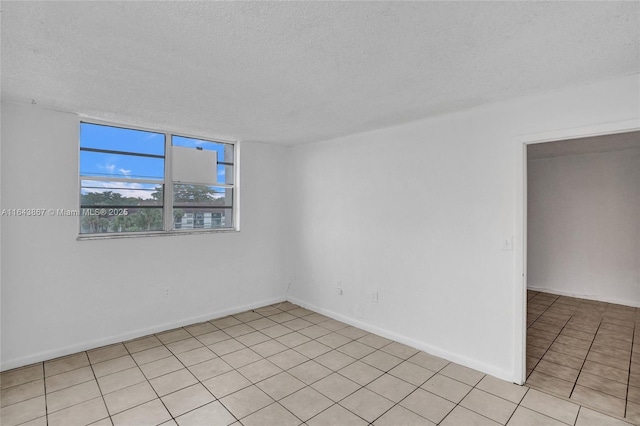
[287,74,640,381]
[528,147,640,305]
[0,103,289,370]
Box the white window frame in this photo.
[78,118,239,239]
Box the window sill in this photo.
[77,228,239,241]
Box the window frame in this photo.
[78,118,239,239]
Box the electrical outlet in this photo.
[501,236,513,251]
[371,290,379,303]
[163,288,170,299]
[337,281,343,295]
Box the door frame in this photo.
[513,119,640,385]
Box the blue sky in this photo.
[80,123,232,199]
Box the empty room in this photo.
[1,1,639,426]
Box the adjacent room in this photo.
[1,1,639,425]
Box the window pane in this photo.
[80,207,163,234]
[80,151,165,180]
[80,122,165,155]
[173,208,233,230]
[173,185,232,207]
[216,164,234,184]
[81,181,163,206]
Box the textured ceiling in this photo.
[2,1,639,145]
[528,131,640,160]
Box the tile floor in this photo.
[527,290,639,424]
[1,300,634,426]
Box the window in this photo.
[79,122,236,236]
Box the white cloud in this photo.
[119,168,132,177]
[81,180,158,199]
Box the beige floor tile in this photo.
[124,336,163,354]
[340,387,395,422]
[338,360,384,386]
[210,316,242,329]
[157,328,191,345]
[175,347,217,367]
[576,371,627,399]
[98,367,146,395]
[525,371,573,398]
[196,330,232,346]
[575,406,633,426]
[381,342,419,359]
[149,368,198,396]
[0,395,46,426]
[400,388,455,423]
[549,342,589,360]
[288,307,314,318]
[92,355,137,378]
[460,388,517,424]
[316,332,352,349]
[366,373,416,403]
[263,324,296,339]
[0,379,44,408]
[319,319,350,332]
[184,322,218,337]
[19,416,47,426]
[221,348,262,369]
[389,361,435,386]
[358,334,393,349]
[111,398,171,426]
[1,364,43,390]
[47,396,108,426]
[336,326,369,340]
[288,360,332,385]
[224,324,256,338]
[476,375,528,404]
[440,406,501,426]
[586,350,630,371]
[233,311,263,323]
[626,401,640,424]
[337,341,376,359]
[241,402,302,426]
[280,387,333,421]
[535,360,580,383]
[139,356,183,380]
[581,361,629,384]
[166,337,204,355]
[220,385,274,419]
[309,403,367,425]
[257,371,306,401]
[294,341,332,359]
[209,339,246,357]
[87,343,129,364]
[440,362,485,386]
[506,406,565,426]
[361,350,403,372]
[570,385,625,418]
[312,372,361,402]
[46,379,101,413]
[266,312,297,324]
[44,353,89,377]
[245,317,278,331]
[268,349,309,370]
[304,313,331,324]
[161,383,215,417]
[276,331,312,347]
[175,401,236,426]
[560,328,595,343]
[251,340,289,358]
[203,370,252,399]
[132,345,173,365]
[520,388,579,424]
[103,381,157,415]
[373,405,435,426]
[45,366,95,393]
[188,357,233,381]
[236,331,271,347]
[282,318,315,332]
[237,359,282,383]
[315,350,356,371]
[298,324,332,339]
[590,344,630,361]
[421,373,472,403]
[554,335,591,350]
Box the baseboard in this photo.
[527,286,640,308]
[287,296,514,383]
[1,295,285,372]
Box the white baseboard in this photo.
[1,296,285,372]
[527,286,640,308]
[287,296,514,383]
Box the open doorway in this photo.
[523,130,640,421]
